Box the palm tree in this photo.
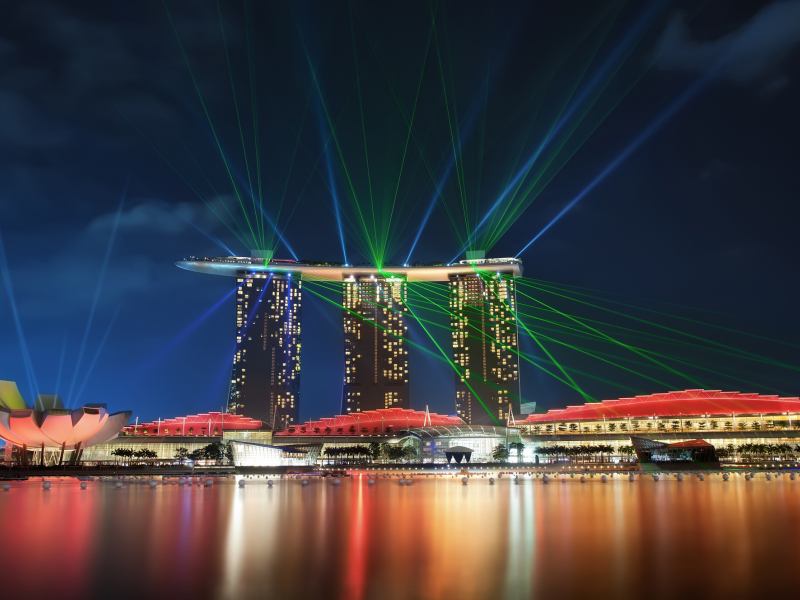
[492,444,510,462]
[508,441,525,461]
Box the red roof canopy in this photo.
[123,412,263,435]
[522,390,800,423]
[275,408,462,436]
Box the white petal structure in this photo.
[0,381,131,450]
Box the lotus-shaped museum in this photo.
[0,380,131,464]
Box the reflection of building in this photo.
[450,272,520,426]
[0,380,131,466]
[520,389,800,460]
[229,272,301,429]
[342,276,408,413]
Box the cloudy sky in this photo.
[1,0,799,425]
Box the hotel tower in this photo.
[176,253,522,427]
[449,270,520,426]
[228,272,302,429]
[342,275,409,413]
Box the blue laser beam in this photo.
[0,226,40,400]
[406,83,487,264]
[53,332,68,409]
[67,180,127,405]
[228,164,300,260]
[405,155,456,265]
[323,132,349,265]
[242,275,272,334]
[71,305,122,407]
[516,69,718,257]
[452,0,667,263]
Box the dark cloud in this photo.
[0,91,71,148]
[656,1,800,92]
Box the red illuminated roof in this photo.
[123,412,263,436]
[522,390,800,423]
[275,408,462,436]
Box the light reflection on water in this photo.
[1,474,799,599]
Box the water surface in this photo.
[1,473,797,599]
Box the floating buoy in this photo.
[601,475,608,483]
[462,477,468,485]
[653,475,659,482]
[301,480,308,486]
[333,478,340,486]
[205,479,213,487]
[489,478,495,484]
[114,481,123,489]
[561,478,567,483]
[238,479,246,487]
[745,474,751,481]
[580,476,586,483]
[629,474,635,482]
[766,474,772,481]
[542,475,549,484]
[368,479,374,486]
[791,473,796,481]
[676,473,683,482]
[398,479,405,485]
[405,479,412,486]
[3,483,11,491]
[179,478,186,485]
[498,473,503,479]
[80,482,87,489]
[722,473,729,481]
[267,480,274,487]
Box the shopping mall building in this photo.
[71,389,800,468]
[517,389,800,463]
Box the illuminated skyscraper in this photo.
[450,272,520,425]
[342,276,409,413]
[228,273,301,429]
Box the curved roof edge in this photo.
[523,389,800,422]
[275,408,463,435]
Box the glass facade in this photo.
[229,273,301,429]
[450,273,520,425]
[342,276,409,413]
[229,441,312,467]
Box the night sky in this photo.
[1,0,799,427]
